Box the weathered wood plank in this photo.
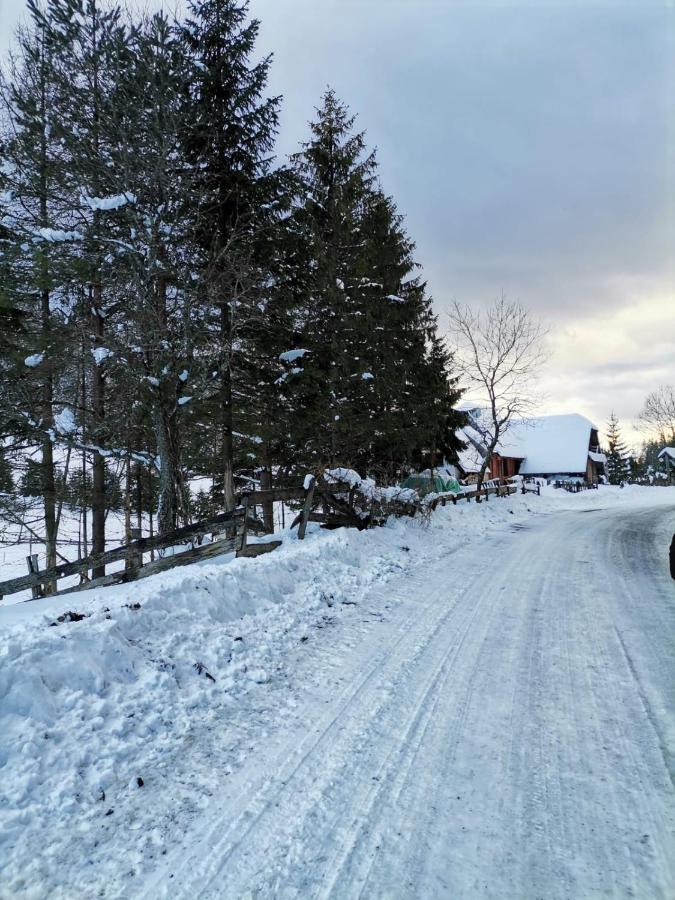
[51,570,128,597]
[236,540,282,559]
[0,509,244,596]
[51,537,239,598]
[239,486,306,504]
[25,554,41,600]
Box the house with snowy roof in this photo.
[491,414,605,483]
[453,408,606,484]
[657,447,675,483]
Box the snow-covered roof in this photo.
[658,447,675,461]
[497,414,596,475]
[588,450,607,464]
[454,422,490,474]
[457,442,487,474]
[456,399,485,413]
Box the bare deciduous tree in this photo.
[449,294,547,489]
[637,385,675,444]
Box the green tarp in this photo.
[401,474,461,495]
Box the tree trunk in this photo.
[124,453,132,551]
[154,403,187,535]
[91,300,106,577]
[147,468,155,561]
[89,6,107,576]
[39,284,57,589]
[222,378,235,512]
[135,460,143,530]
[221,299,235,514]
[80,343,89,559]
[260,461,274,533]
[476,436,498,494]
[37,40,57,593]
[81,449,88,559]
[41,432,57,583]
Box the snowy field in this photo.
[1,484,674,898]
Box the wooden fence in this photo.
[0,508,248,601]
[427,480,517,510]
[553,480,599,493]
[0,474,524,603]
[0,480,323,601]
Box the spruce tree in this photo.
[181,0,282,512]
[0,0,68,578]
[287,90,378,467]
[286,91,464,479]
[352,188,464,476]
[605,412,628,484]
[47,0,128,568]
[105,11,202,533]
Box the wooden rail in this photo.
[553,481,598,493]
[0,473,525,603]
[47,535,240,597]
[0,508,249,598]
[427,482,517,510]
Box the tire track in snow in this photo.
[362,554,537,899]
[212,564,505,897]
[317,554,512,898]
[138,504,675,900]
[139,567,478,897]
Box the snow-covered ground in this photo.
[1,485,674,898]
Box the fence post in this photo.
[26,554,41,600]
[298,476,316,540]
[236,497,249,556]
[126,527,142,575]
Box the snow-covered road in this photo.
[140,503,675,899]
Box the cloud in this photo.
[535,292,675,447]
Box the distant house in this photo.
[454,408,606,484]
[658,447,675,483]
[492,414,605,483]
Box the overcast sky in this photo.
[2,0,674,447]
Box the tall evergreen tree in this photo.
[105,11,203,533]
[0,0,68,579]
[286,91,464,478]
[605,412,628,485]
[181,0,282,512]
[353,188,464,476]
[287,90,378,466]
[47,0,128,569]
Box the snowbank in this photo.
[0,484,673,896]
